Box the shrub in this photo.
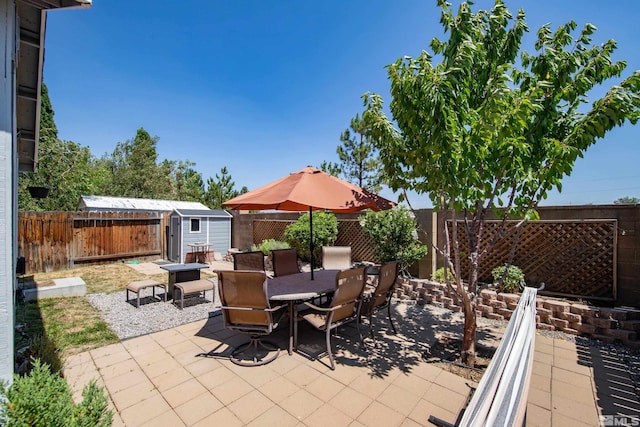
[0,358,112,427]
[433,267,454,283]
[284,212,338,265]
[359,206,428,275]
[251,239,289,256]
[491,264,525,293]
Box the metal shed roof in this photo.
[172,209,232,218]
[78,195,210,212]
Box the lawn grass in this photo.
[16,262,219,365]
[31,263,166,294]
[16,297,120,369]
[16,262,211,366]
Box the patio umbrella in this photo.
[223,166,395,278]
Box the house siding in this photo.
[0,0,17,384]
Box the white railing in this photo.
[430,286,539,427]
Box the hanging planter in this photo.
[28,186,50,199]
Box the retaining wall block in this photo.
[480,289,497,300]
[557,311,582,323]
[497,308,513,320]
[617,306,640,321]
[570,304,598,317]
[488,300,508,309]
[536,307,553,317]
[589,318,619,329]
[535,298,547,309]
[410,291,419,300]
[562,328,579,335]
[543,299,571,313]
[499,293,520,305]
[487,313,504,321]
[537,323,556,331]
[607,329,637,341]
[619,320,640,332]
[431,301,444,308]
[598,308,629,321]
[550,317,570,330]
[571,322,598,335]
[477,304,493,315]
[538,313,552,323]
[507,302,519,310]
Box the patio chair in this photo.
[321,246,352,270]
[361,261,399,342]
[271,248,300,277]
[233,250,265,271]
[217,270,286,366]
[298,267,367,370]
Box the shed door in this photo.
[169,216,181,262]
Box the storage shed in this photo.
[168,209,232,263]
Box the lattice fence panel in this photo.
[447,220,616,300]
[253,220,291,244]
[335,220,375,262]
[252,219,375,262]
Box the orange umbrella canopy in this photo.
[223,166,395,212]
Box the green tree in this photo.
[363,1,639,365]
[104,128,166,198]
[284,211,338,265]
[318,160,342,178]
[18,84,101,211]
[322,115,383,192]
[163,160,205,201]
[614,196,639,204]
[204,167,247,209]
[359,206,428,276]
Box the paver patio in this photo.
[61,298,639,427]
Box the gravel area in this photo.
[86,280,221,340]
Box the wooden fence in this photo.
[18,211,168,274]
[18,205,639,305]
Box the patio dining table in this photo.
[268,269,338,355]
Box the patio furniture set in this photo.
[125,262,213,309]
[212,247,400,370]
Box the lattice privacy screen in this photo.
[447,219,616,300]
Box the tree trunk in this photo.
[461,292,477,367]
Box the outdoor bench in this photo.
[126,279,167,308]
[173,278,215,309]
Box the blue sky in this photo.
[43,1,640,209]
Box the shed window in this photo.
[190,218,200,232]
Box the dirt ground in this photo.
[423,335,496,382]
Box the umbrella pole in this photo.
[309,206,314,280]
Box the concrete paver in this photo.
[62,306,628,426]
